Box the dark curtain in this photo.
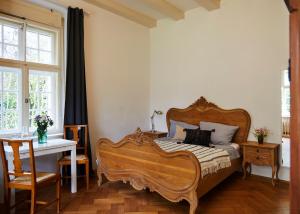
[64,7,92,173]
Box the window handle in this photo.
[25,98,29,103]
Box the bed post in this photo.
[189,192,198,214]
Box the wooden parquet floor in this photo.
[10,172,289,214]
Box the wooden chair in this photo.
[58,125,89,190]
[0,139,61,214]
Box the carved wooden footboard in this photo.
[96,130,201,214]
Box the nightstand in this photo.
[241,141,280,186]
[142,131,168,140]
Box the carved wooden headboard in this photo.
[166,97,251,144]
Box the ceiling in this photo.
[113,0,199,20]
[49,0,221,28]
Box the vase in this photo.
[38,131,47,144]
[257,135,264,144]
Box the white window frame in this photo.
[0,14,63,136]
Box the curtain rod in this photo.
[0,10,63,29]
[0,10,26,20]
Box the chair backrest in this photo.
[64,125,88,156]
[0,139,36,186]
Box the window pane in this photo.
[39,50,51,64]
[0,19,21,61]
[26,26,56,65]
[3,92,17,110]
[29,110,37,128]
[26,48,38,63]
[0,66,21,133]
[26,31,38,48]
[29,75,38,92]
[38,75,51,92]
[29,93,38,110]
[3,71,18,90]
[39,34,52,51]
[29,70,57,131]
[3,44,18,60]
[3,110,18,130]
[3,25,18,45]
[40,93,50,110]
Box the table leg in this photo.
[71,146,77,193]
[272,165,276,187]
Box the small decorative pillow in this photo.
[183,128,214,147]
[168,120,198,138]
[173,125,186,140]
[200,121,239,145]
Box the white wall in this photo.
[150,0,289,180]
[84,5,150,168]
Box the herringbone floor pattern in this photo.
[11,172,289,214]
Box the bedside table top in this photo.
[241,141,280,149]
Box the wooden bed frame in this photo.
[96,97,251,214]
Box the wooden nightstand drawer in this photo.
[245,152,271,165]
[246,147,271,156]
[244,147,271,165]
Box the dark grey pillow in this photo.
[168,120,198,138]
[183,128,214,147]
[199,121,239,145]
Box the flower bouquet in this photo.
[253,127,269,144]
[34,114,54,144]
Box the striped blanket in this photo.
[155,139,231,178]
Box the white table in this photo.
[3,139,77,206]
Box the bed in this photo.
[96,97,251,214]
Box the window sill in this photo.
[0,132,63,142]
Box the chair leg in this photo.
[58,163,63,186]
[63,165,68,184]
[30,189,36,214]
[56,176,61,214]
[4,188,11,213]
[85,161,89,190]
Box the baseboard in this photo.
[251,165,290,181]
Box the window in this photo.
[282,70,290,117]
[0,16,62,135]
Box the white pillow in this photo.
[173,125,186,141]
[200,121,239,145]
